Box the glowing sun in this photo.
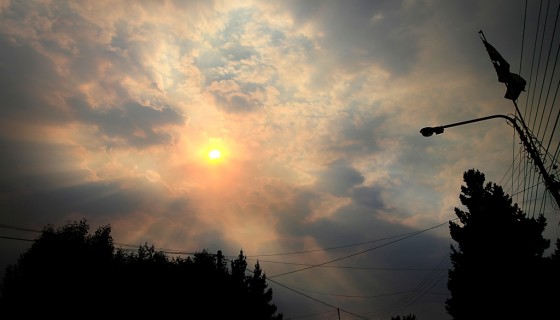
[208,149,222,160]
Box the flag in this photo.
[479,30,526,101]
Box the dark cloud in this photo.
[283,0,425,75]
[1,139,158,222]
[269,190,321,238]
[69,98,185,148]
[307,203,451,275]
[1,168,208,260]
[7,181,140,221]
[306,203,388,246]
[0,38,68,125]
[351,185,385,209]
[314,159,365,196]
[320,108,386,157]
[308,203,450,265]
[0,139,85,199]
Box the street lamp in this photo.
[420,114,560,212]
[420,114,515,137]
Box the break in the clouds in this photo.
[1,1,558,319]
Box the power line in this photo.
[245,231,421,258]
[520,0,528,73]
[0,224,41,233]
[0,236,34,242]
[267,221,453,279]
[248,258,449,271]
[283,286,415,299]
[247,268,371,320]
[534,0,560,141]
[363,255,450,320]
[528,0,551,131]
[523,0,544,123]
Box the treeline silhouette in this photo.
[446,169,560,319]
[0,220,283,319]
[2,169,559,319]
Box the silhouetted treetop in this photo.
[446,169,558,319]
[0,219,283,320]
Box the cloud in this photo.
[314,160,365,196]
[206,80,262,113]
[0,38,68,125]
[351,185,385,209]
[69,98,185,149]
[279,0,427,75]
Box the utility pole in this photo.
[337,308,341,320]
[479,31,560,214]
[511,100,560,213]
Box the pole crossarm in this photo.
[420,114,560,213]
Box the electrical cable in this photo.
[524,0,544,124]
[534,0,560,142]
[247,267,371,320]
[267,221,453,279]
[360,255,450,320]
[528,0,551,131]
[245,231,422,258]
[520,0,528,74]
[248,258,449,271]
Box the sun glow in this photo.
[208,149,222,160]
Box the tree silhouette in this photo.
[246,260,282,320]
[1,219,116,314]
[446,169,558,319]
[0,219,283,319]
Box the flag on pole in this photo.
[479,30,526,101]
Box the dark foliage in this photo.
[0,219,283,319]
[446,169,559,319]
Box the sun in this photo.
[208,149,222,160]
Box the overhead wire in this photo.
[248,258,449,271]
[266,220,453,279]
[360,254,451,320]
[279,284,415,300]
[528,0,557,218]
[523,0,543,124]
[517,0,542,217]
[515,0,560,218]
[247,267,371,320]
[528,0,550,131]
[245,230,422,258]
[0,236,34,242]
[519,0,528,73]
[534,0,560,141]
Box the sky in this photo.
[1,1,560,319]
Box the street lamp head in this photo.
[420,126,444,137]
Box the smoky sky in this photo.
[1,1,558,320]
